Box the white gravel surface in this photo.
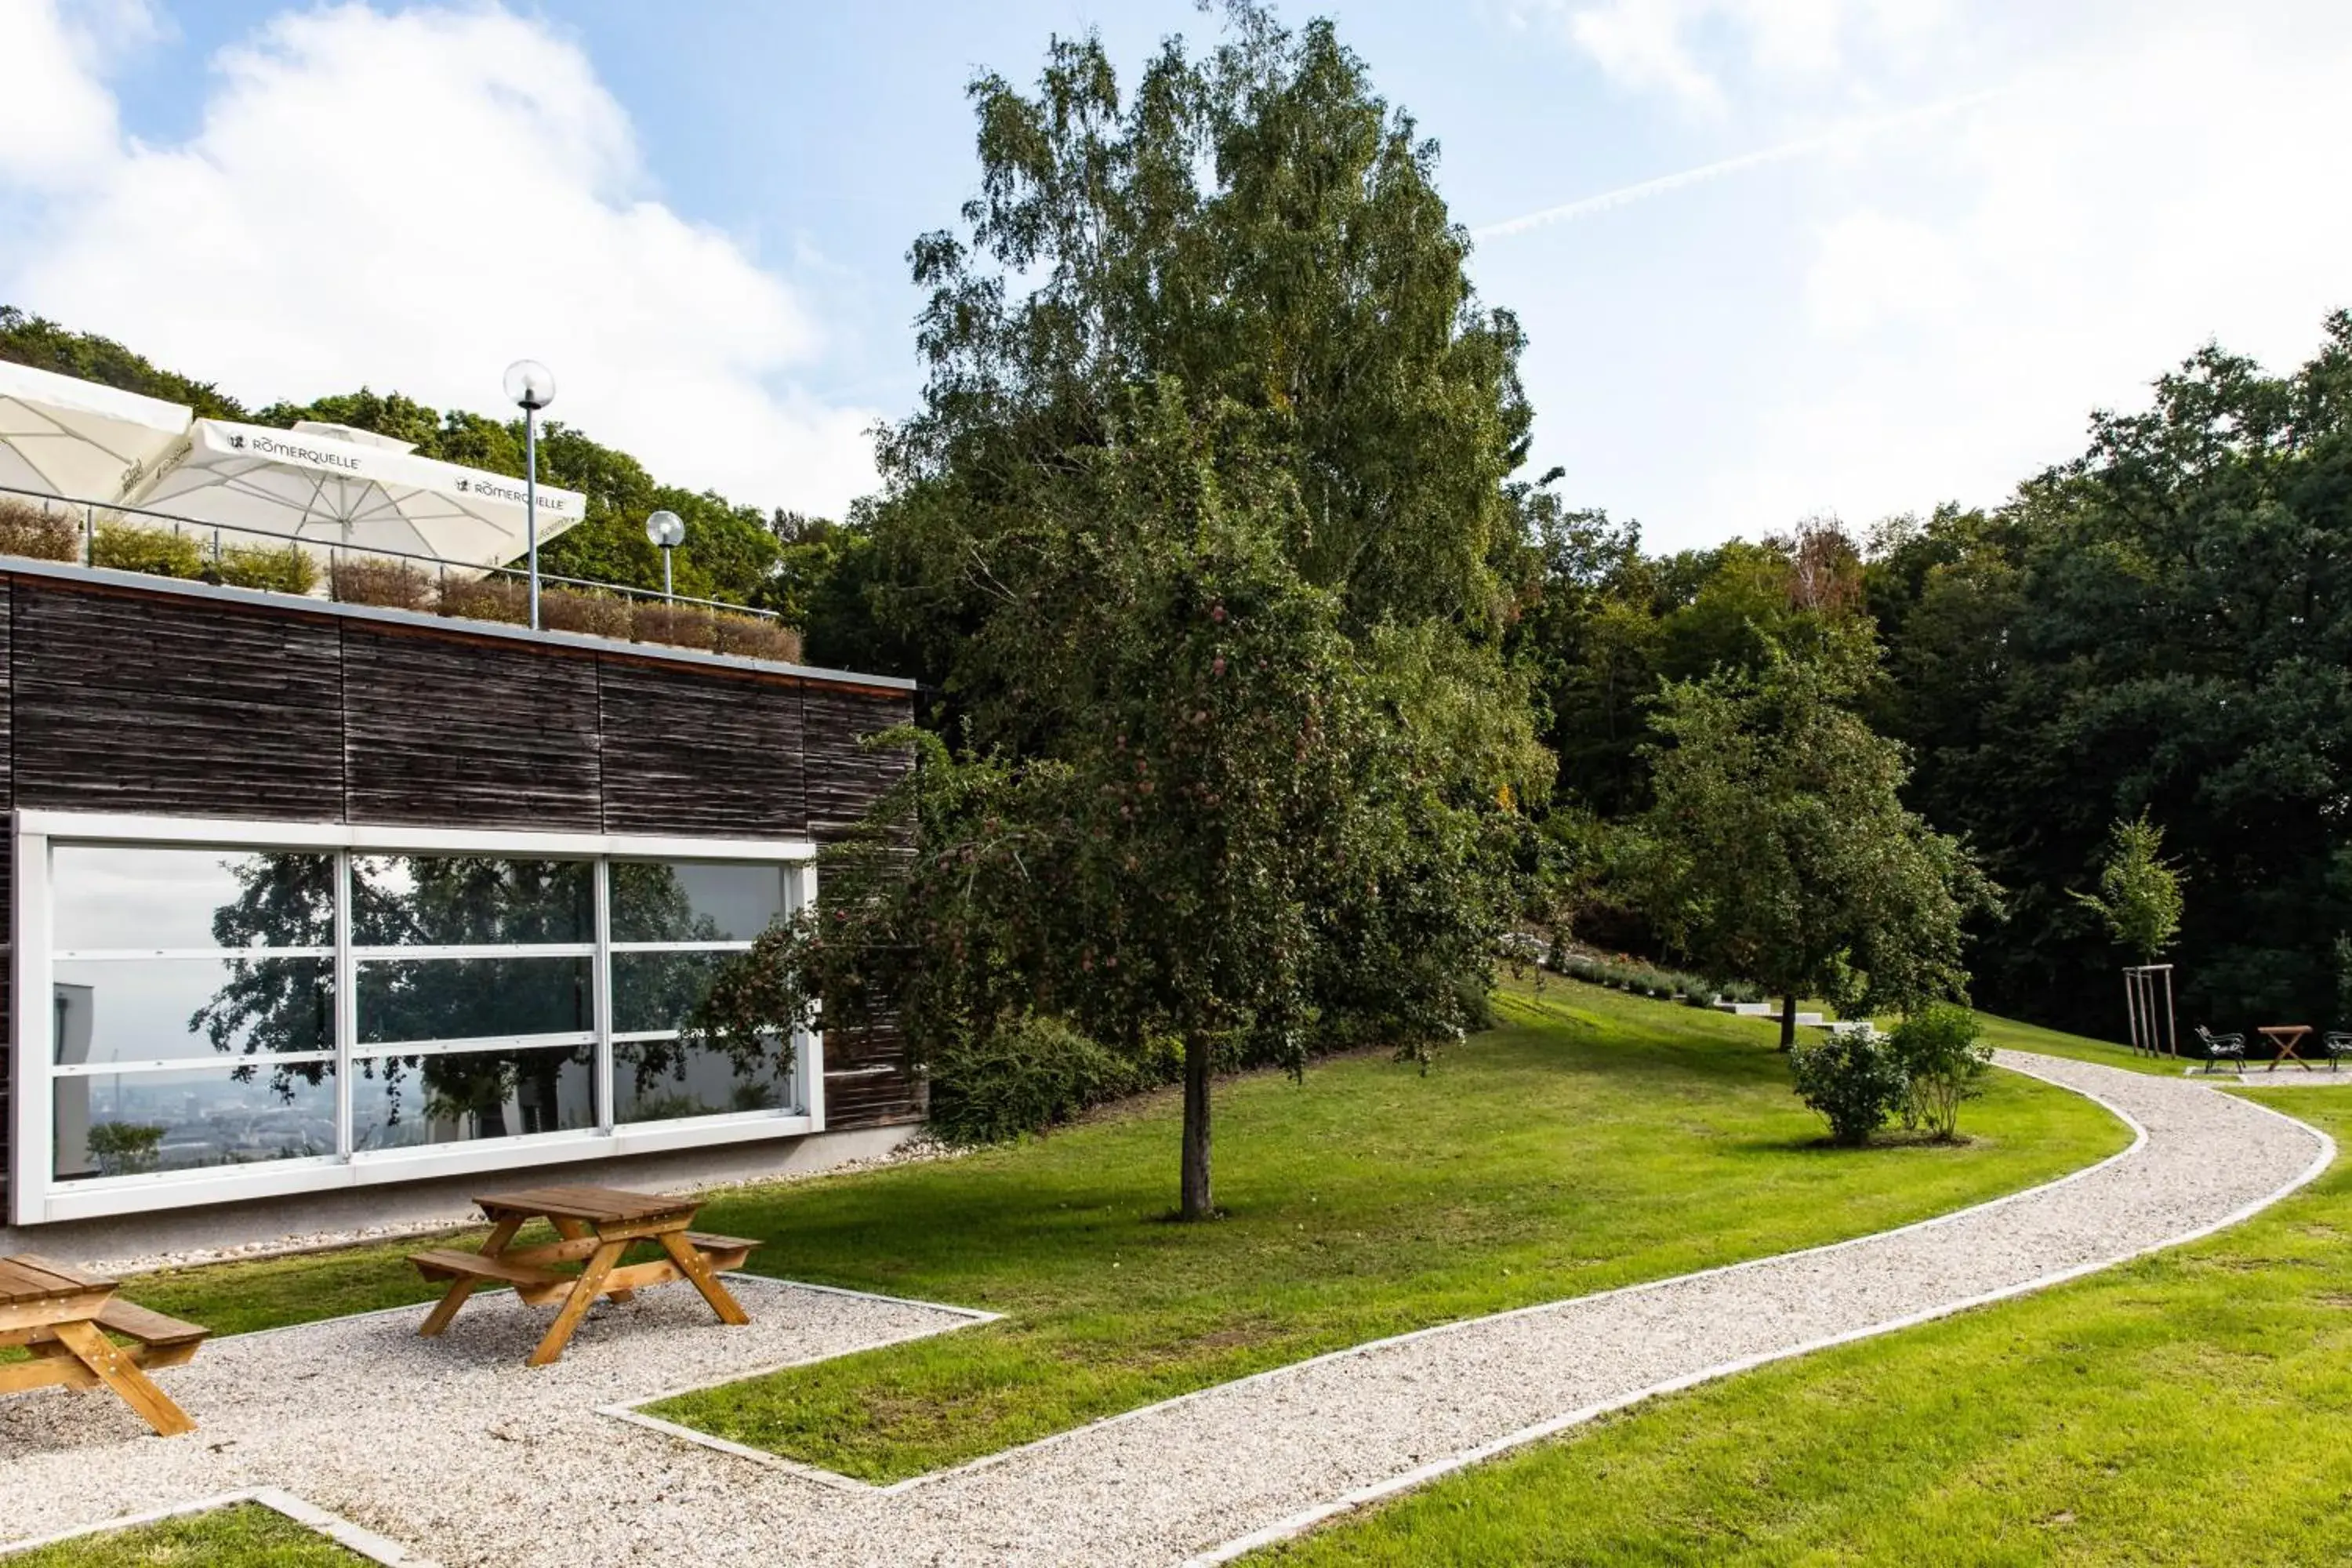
[0,1052,2327,1568]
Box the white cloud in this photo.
[0,0,157,187]
[1804,211,1970,339]
[1535,0,1951,113]
[1564,0,1730,113]
[0,2,879,517]
[1712,7,2352,531]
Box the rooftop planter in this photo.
[0,498,801,665]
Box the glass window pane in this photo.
[54,846,332,950]
[54,1062,336,1179]
[350,1046,596,1149]
[612,861,790,943]
[352,855,591,946]
[55,957,332,1065]
[616,1037,794,1123]
[612,950,750,1035]
[357,956,590,1044]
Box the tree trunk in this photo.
[1779,993,1798,1052]
[1180,1032,1214,1220]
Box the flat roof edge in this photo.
[0,556,920,695]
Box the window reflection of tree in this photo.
[188,851,335,1103]
[191,855,783,1135]
[198,855,594,1133]
[355,857,592,1133]
[612,862,783,1113]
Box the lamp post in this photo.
[646,509,684,601]
[503,359,557,630]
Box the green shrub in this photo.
[1788,1026,1907,1145]
[1889,1002,1991,1139]
[1719,979,1766,1005]
[216,543,318,594]
[924,1014,1142,1145]
[540,587,634,638]
[713,611,804,662]
[633,602,714,651]
[0,498,79,562]
[91,521,204,579]
[437,573,530,625]
[330,557,437,612]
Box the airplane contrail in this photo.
[1469,86,2011,242]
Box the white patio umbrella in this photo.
[127,418,586,570]
[0,359,193,506]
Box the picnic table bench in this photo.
[410,1185,760,1367]
[0,1254,208,1436]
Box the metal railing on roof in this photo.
[0,481,786,628]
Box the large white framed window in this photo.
[11,811,822,1225]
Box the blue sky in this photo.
[7,1,2350,550]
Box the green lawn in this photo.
[1976,1011,2204,1077]
[1251,1086,2350,1567]
[51,981,2124,1494]
[643,980,2122,1480]
[5,1506,362,1567]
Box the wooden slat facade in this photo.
[0,567,922,1212]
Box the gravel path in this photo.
[0,1052,2328,1567]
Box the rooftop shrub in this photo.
[91,521,203,580]
[630,601,712,652]
[436,573,529,625]
[329,557,436,612]
[0,498,78,563]
[713,611,804,663]
[216,543,318,596]
[539,586,633,639]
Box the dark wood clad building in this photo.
[1,559,920,1229]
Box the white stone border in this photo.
[0,1486,436,1566]
[598,1051,2172,1500]
[597,1276,1002,1490]
[1177,1065,2338,1565]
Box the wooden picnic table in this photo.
[410,1185,760,1367]
[0,1254,209,1436]
[2257,1024,2316,1072]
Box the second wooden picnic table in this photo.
[2256,1024,2316,1071]
[410,1185,759,1367]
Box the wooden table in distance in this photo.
[0,1254,209,1436]
[409,1185,761,1367]
[2257,1024,2316,1072]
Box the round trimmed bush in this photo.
[1789,1028,1908,1145]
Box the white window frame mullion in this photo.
[606,940,757,956]
[333,849,355,1160]
[56,947,336,962]
[349,1032,597,1062]
[348,942,595,962]
[793,859,824,1130]
[592,858,614,1134]
[54,1051,339,1076]
[10,823,53,1225]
